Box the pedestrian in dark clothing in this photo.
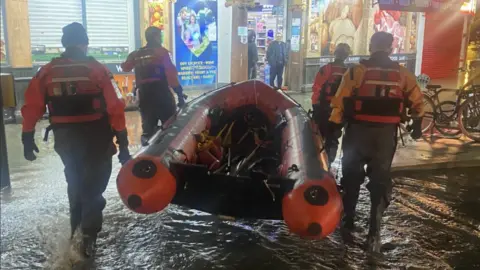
[266,32,288,89]
[248,30,258,79]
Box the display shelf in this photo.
[248,7,284,81]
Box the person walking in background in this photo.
[248,30,258,79]
[122,27,185,146]
[266,32,288,89]
[311,43,350,167]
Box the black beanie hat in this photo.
[145,26,162,44]
[370,32,394,51]
[61,22,89,48]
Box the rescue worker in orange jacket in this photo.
[329,32,424,252]
[122,26,185,145]
[21,22,131,257]
[311,43,350,167]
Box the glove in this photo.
[329,122,343,133]
[115,130,131,165]
[173,86,186,107]
[177,94,186,107]
[22,131,39,161]
[410,118,423,140]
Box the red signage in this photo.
[378,0,463,12]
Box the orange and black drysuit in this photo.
[330,51,424,236]
[122,45,183,144]
[311,60,347,165]
[21,47,129,241]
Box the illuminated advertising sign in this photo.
[175,0,218,85]
[460,0,476,14]
[378,0,463,12]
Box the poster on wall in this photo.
[175,0,218,86]
[148,0,166,46]
[306,0,417,58]
[291,19,301,52]
[148,0,165,30]
[377,0,463,12]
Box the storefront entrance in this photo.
[247,3,286,84]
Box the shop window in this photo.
[304,1,419,86]
[247,4,285,83]
[0,4,7,65]
[28,0,83,64]
[85,0,131,62]
[306,1,417,58]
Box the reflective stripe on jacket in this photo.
[22,51,126,132]
[329,52,425,125]
[312,62,347,106]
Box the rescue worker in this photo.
[122,26,185,145]
[329,32,424,252]
[311,43,350,166]
[21,22,131,257]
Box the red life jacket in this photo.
[319,63,347,106]
[343,59,404,124]
[45,57,107,124]
[134,47,168,87]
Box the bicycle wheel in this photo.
[399,95,435,134]
[458,95,480,142]
[421,95,435,133]
[434,101,462,138]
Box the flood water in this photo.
[1,108,480,269]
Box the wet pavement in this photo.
[1,108,480,269]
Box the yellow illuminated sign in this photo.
[460,0,476,14]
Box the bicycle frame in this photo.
[423,77,480,139]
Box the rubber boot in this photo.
[81,235,97,258]
[70,206,82,240]
[340,186,360,243]
[70,220,80,240]
[141,134,150,146]
[366,198,387,253]
[341,185,360,231]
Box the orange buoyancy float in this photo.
[279,108,343,239]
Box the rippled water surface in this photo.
[1,110,480,270]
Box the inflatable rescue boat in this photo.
[117,80,343,239]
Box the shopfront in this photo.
[303,0,419,88]
[1,0,251,112]
[28,0,134,64]
[247,2,287,83]
[25,0,137,107]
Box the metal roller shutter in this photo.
[85,0,129,48]
[421,11,464,79]
[28,0,83,48]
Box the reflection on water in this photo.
[1,111,479,269]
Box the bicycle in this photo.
[397,74,435,140]
[423,76,480,142]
